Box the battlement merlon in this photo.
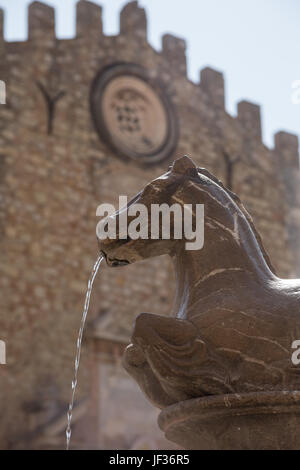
[120,1,147,41]
[162,34,187,77]
[274,131,299,170]
[0,9,4,41]
[199,67,225,109]
[76,1,103,38]
[237,100,262,141]
[28,1,55,41]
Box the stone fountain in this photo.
[98,156,300,450]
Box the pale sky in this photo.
[0,0,299,149]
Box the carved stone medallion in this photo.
[91,64,178,164]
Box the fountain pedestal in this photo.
[158,391,300,450]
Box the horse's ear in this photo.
[171,156,198,176]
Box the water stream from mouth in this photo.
[66,254,103,450]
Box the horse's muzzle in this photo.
[101,250,130,267]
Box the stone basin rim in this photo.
[158,390,300,431]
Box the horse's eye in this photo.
[142,184,152,196]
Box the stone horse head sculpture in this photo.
[98,156,300,449]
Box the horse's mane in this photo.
[197,167,277,275]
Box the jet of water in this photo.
[66,254,103,450]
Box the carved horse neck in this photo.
[170,178,277,319]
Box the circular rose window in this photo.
[90,64,178,164]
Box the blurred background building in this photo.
[0,0,299,449]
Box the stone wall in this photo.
[0,0,299,449]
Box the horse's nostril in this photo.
[110,258,130,267]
